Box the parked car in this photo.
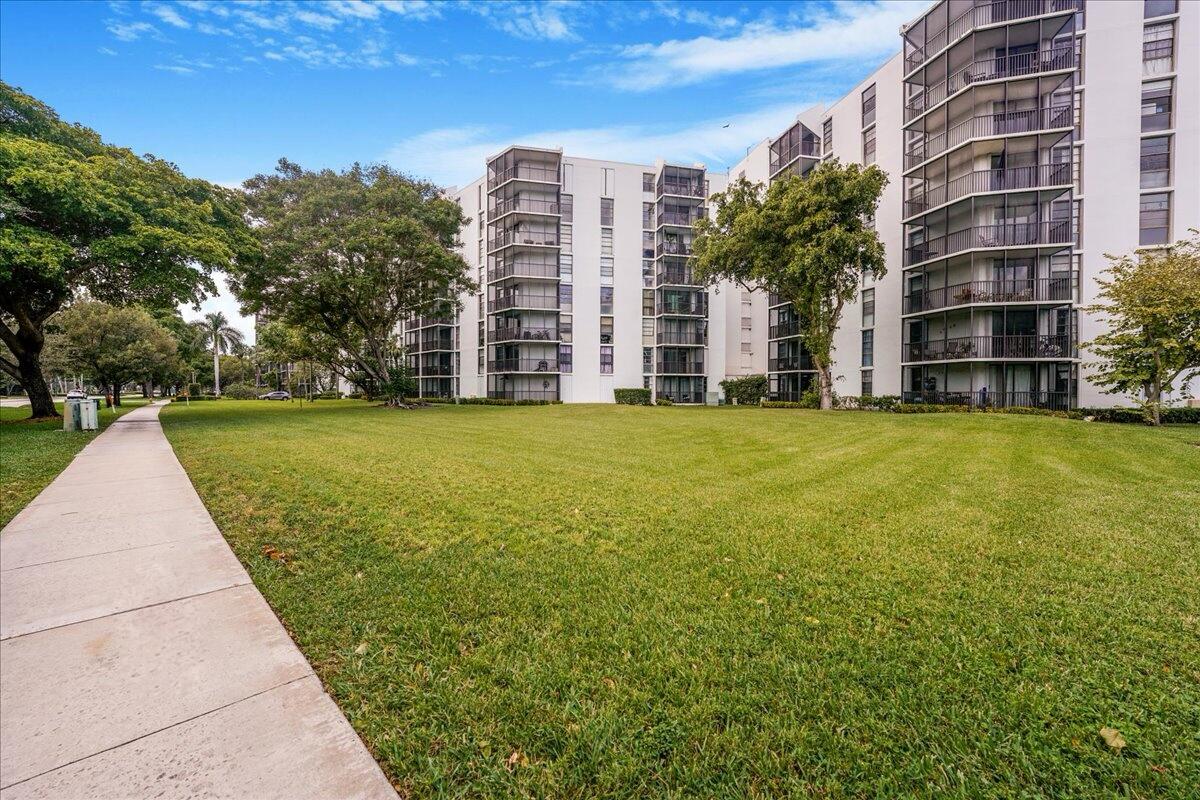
[65,388,87,400]
[258,390,291,401]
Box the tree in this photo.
[1084,230,1200,425]
[0,82,258,418]
[693,160,888,409]
[51,301,179,405]
[234,159,475,404]
[190,311,244,396]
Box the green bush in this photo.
[614,388,652,405]
[186,383,203,398]
[719,375,768,405]
[173,394,217,402]
[346,391,363,399]
[221,382,258,400]
[315,391,342,400]
[1072,406,1199,424]
[655,396,674,406]
[761,400,805,409]
[405,396,453,404]
[457,397,560,406]
[797,387,822,409]
[986,406,1069,418]
[896,403,972,414]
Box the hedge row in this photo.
[614,388,652,405]
[458,397,561,406]
[1071,406,1200,424]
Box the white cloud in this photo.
[384,100,830,188]
[154,64,196,74]
[325,0,380,20]
[180,273,256,344]
[376,0,442,20]
[106,20,157,41]
[98,46,119,55]
[466,1,581,42]
[294,9,341,30]
[146,3,191,29]
[601,0,923,91]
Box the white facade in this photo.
[414,0,1196,407]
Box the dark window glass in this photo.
[1141,79,1172,131]
[1140,136,1170,188]
[861,370,873,397]
[1145,0,1177,18]
[600,345,613,374]
[861,84,876,128]
[600,198,614,226]
[559,344,572,373]
[861,329,874,367]
[1139,193,1170,245]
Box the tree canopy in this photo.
[1084,230,1200,424]
[50,301,179,403]
[234,159,474,400]
[693,160,888,408]
[0,81,258,417]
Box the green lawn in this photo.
[159,401,1199,798]
[0,397,150,528]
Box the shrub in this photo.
[346,391,363,399]
[719,375,768,405]
[655,396,674,406]
[797,387,821,409]
[315,391,342,400]
[761,400,805,409]
[896,403,972,414]
[1072,406,1199,424]
[186,383,203,398]
[457,397,560,406]
[406,396,453,404]
[221,382,258,400]
[173,394,217,402]
[614,388,652,405]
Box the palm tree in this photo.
[191,312,244,397]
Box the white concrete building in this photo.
[410,0,1197,407]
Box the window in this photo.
[861,370,873,397]
[560,224,573,253]
[559,345,572,373]
[477,239,484,262]
[1072,145,1082,192]
[741,341,753,354]
[560,194,573,222]
[602,168,615,197]
[477,348,484,372]
[600,316,614,344]
[601,228,613,255]
[642,290,654,317]
[1141,79,1172,132]
[600,257,614,285]
[559,254,573,282]
[1143,22,1174,75]
[560,314,573,343]
[643,347,652,373]
[1141,136,1171,188]
[642,202,653,229]
[822,118,832,155]
[861,288,875,327]
[642,231,655,258]
[642,318,655,341]
[861,84,876,128]
[600,345,613,374]
[1145,0,1177,18]
[600,286,613,315]
[643,261,654,287]
[600,198,614,226]
[559,283,573,312]
[863,127,876,165]
[642,172,654,192]
[1139,193,1170,245]
[861,329,874,367]
[1072,199,1082,246]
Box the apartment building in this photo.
[411,0,1196,407]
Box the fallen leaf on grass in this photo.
[805,616,821,626]
[505,749,529,770]
[260,544,288,562]
[355,642,369,655]
[1099,727,1126,751]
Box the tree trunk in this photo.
[812,356,834,410]
[18,349,58,418]
[213,349,221,396]
[112,383,122,407]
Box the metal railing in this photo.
[657,178,705,198]
[488,260,559,282]
[488,358,560,373]
[768,140,822,175]
[410,316,454,328]
[490,197,560,217]
[904,105,1073,169]
[904,163,1072,218]
[417,363,456,376]
[656,300,708,316]
[487,230,558,251]
[488,295,560,312]
[658,209,705,227]
[904,0,1082,75]
[656,240,695,257]
[903,276,1075,313]
[656,267,697,285]
[768,357,814,372]
[410,338,455,353]
[656,388,707,404]
[487,163,560,190]
[904,44,1075,122]
[903,333,1074,362]
[487,389,559,401]
[901,389,1071,409]
[769,321,803,339]
[904,221,1073,267]
[656,330,706,345]
[488,326,560,343]
[656,361,705,375]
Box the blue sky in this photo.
[1,0,921,335]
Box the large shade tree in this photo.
[1084,230,1200,425]
[190,311,244,396]
[233,159,474,403]
[0,82,258,418]
[693,160,888,409]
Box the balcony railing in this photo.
[488,389,559,401]
[488,260,559,282]
[903,276,1074,313]
[410,316,454,328]
[903,333,1073,362]
[658,209,705,227]
[769,321,803,339]
[656,330,706,345]
[904,221,1073,267]
[488,358,560,373]
[656,361,705,375]
[768,357,814,372]
[656,240,694,257]
[768,140,821,175]
[904,0,1083,75]
[487,163,560,190]
[656,300,708,316]
[657,178,705,198]
[491,197,561,217]
[488,326,560,343]
[487,230,558,251]
[904,105,1073,170]
[410,338,455,353]
[904,45,1076,122]
[488,294,560,312]
[656,387,706,404]
[901,389,1071,410]
[417,363,456,376]
[904,163,1072,218]
[656,267,697,285]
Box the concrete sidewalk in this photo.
[0,402,396,799]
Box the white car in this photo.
[65,389,87,400]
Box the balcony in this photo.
[904,163,1072,219]
[488,294,560,312]
[488,358,560,373]
[903,333,1074,362]
[490,197,561,219]
[656,330,706,346]
[768,140,821,177]
[768,357,814,372]
[658,209,705,227]
[905,44,1076,123]
[656,300,708,317]
[487,229,558,253]
[905,221,1073,267]
[903,276,1075,314]
[656,240,694,257]
[488,389,559,401]
[488,326,560,343]
[410,316,454,329]
[656,266,697,286]
[410,338,455,353]
[657,178,705,198]
[417,363,456,376]
[487,162,560,191]
[656,361,705,375]
[904,0,1083,76]
[901,389,1071,410]
[769,321,803,339]
[488,259,559,282]
[904,105,1073,170]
